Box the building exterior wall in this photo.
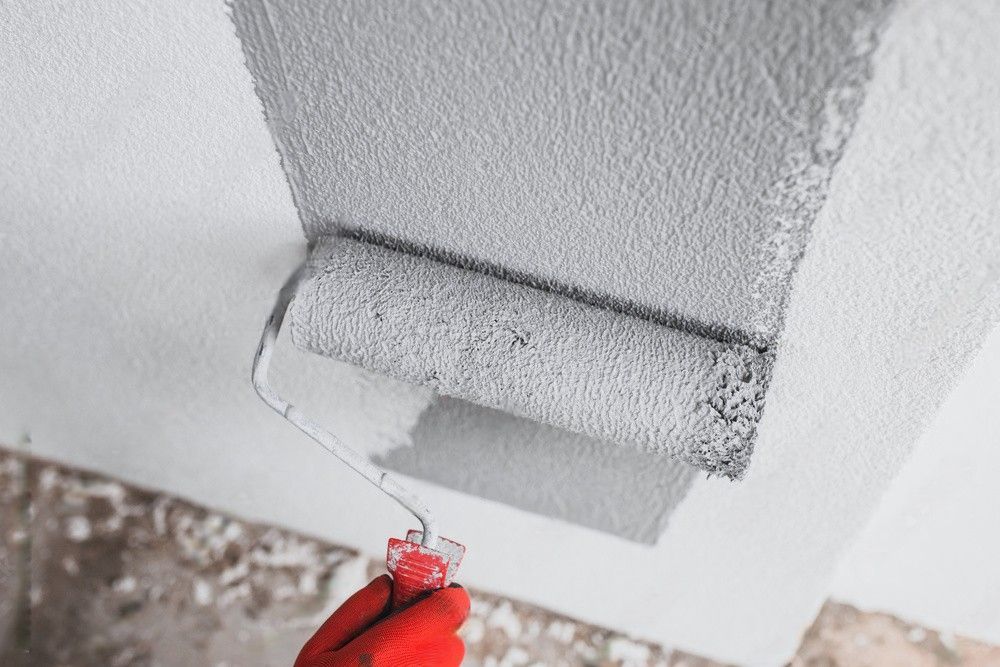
[1,0,998,664]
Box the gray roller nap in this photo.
[290,236,773,479]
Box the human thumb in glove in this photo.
[294,574,470,667]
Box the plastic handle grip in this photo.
[386,530,466,609]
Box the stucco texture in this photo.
[232,0,892,349]
[231,0,893,508]
[234,0,888,345]
[2,0,1000,665]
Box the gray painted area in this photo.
[291,237,770,479]
[231,0,892,534]
[231,0,892,347]
[379,398,696,543]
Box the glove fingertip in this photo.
[441,584,471,611]
[428,585,471,627]
[369,574,393,599]
[446,633,466,665]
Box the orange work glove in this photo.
[294,574,470,667]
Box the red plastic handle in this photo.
[386,531,466,609]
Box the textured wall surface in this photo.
[2,0,999,665]
[381,398,696,544]
[232,0,893,523]
[832,323,1000,646]
[232,0,892,348]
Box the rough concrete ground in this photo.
[1,447,998,667]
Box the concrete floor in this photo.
[1,448,998,667]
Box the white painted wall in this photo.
[2,1,999,665]
[0,0,435,580]
[832,323,1000,645]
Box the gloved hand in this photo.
[294,574,470,667]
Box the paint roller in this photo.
[254,234,771,601]
[253,266,465,609]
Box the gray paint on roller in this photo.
[291,237,771,479]
[231,0,892,348]
[379,397,697,544]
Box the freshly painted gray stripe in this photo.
[381,397,696,544]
